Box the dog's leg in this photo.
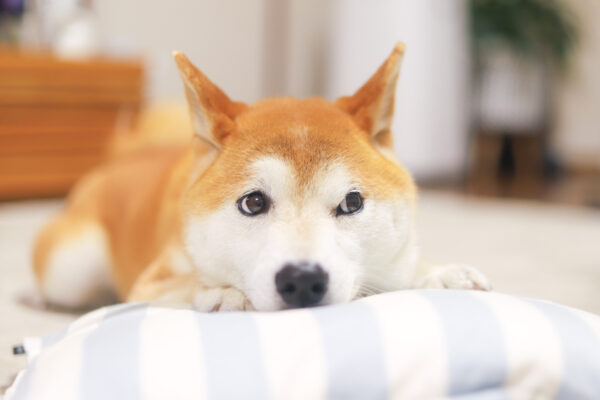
[413,260,492,291]
[127,262,200,305]
[128,254,254,311]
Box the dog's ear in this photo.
[335,43,405,149]
[173,52,248,149]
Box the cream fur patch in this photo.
[43,224,115,308]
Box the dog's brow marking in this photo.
[250,156,295,198]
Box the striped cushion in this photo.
[5,290,600,399]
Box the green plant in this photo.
[470,0,579,69]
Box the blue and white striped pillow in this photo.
[5,290,600,399]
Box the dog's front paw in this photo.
[418,264,491,291]
[193,287,254,312]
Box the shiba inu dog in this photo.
[33,43,490,312]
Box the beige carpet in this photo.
[1,191,599,389]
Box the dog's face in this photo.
[175,44,418,311]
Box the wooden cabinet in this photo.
[0,48,143,199]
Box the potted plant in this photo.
[470,0,578,179]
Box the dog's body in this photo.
[33,43,490,311]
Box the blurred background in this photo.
[1,0,599,202]
[0,1,599,380]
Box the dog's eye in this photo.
[336,192,363,216]
[238,191,269,216]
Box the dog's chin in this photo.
[247,293,337,312]
[262,303,330,312]
[243,291,282,312]
[251,293,356,312]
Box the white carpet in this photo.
[1,191,599,388]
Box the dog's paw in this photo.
[193,287,254,312]
[418,264,492,291]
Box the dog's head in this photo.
[175,43,418,311]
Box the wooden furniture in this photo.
[467,132,546,199]
[0,48,143,199]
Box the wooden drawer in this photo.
[0,48,144,200]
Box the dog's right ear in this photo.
[173,52,248,149]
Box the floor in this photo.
[1,191,599,389]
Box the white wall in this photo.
[91,1,599,175]
[323,0,471,179]
[94,0,265,103]
[554,0,600,169]
[93,1,471,180]
[285,0,333,99]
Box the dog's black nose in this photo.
[275,262,328,308]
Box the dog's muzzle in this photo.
[275,262,328,308]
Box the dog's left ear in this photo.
[335,42,405,149]
[173,51,248,149]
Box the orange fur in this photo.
[184,97,415,217]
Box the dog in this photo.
[33,43,490,312]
